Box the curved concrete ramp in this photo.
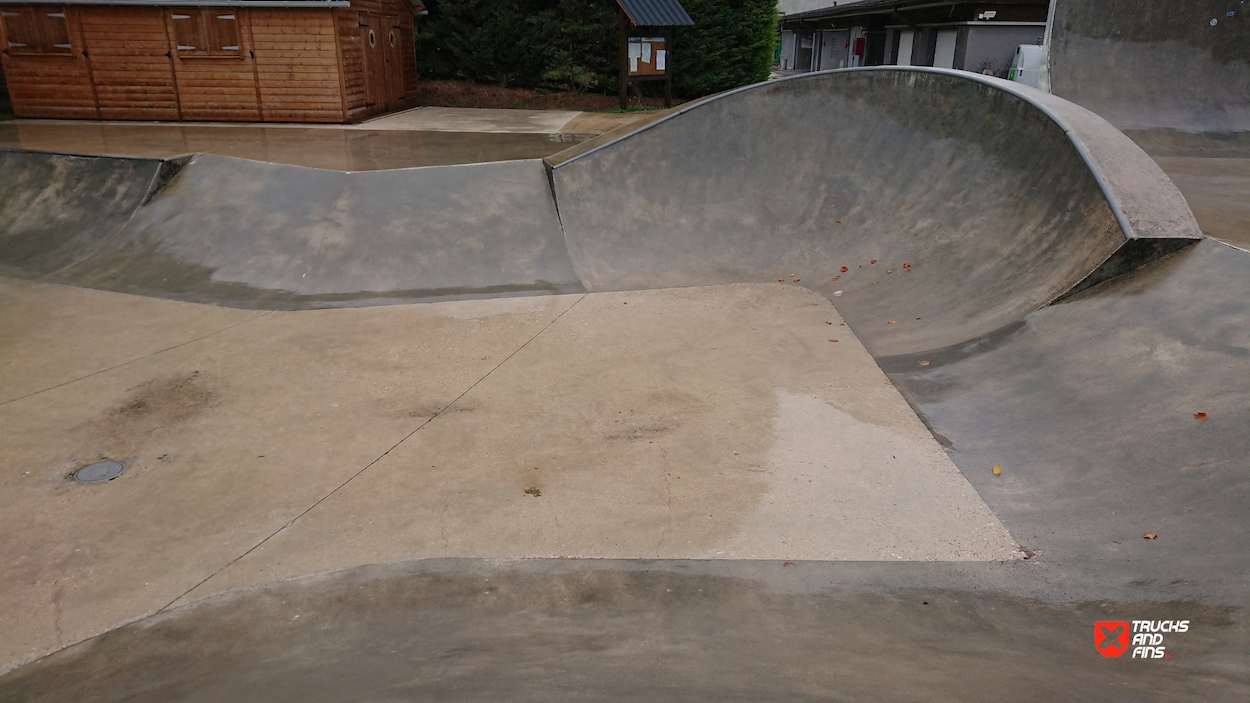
[0,150,173,279]
[551,68,1200,356]
[1046,0,1250,135]
[4,152,583,308]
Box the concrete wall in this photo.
[1047,0,1250,133]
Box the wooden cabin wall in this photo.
[79,7,180,120]
[2,5,360,122]
[249,9,343,122]
[0,4,98,118]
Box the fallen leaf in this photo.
[887,269,893,273]
[1194,412,1208,420]
[887,320,895,324]
[872,281,879,284]
[870,259,878,264]
[903,263,911,268]
[826,321,833,325]
[790,274,796,277]
[794,278,800,282]
[783,562,794,566]
[829,339,839,343]
[919,361,931,366]
[836,221,842,225]
[992,464,1002,475]
[779,279,785,282]
[841,266,848,272]
[1143,533,1158,540]
[832,276,840,281]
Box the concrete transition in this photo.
[0,63,1247,701]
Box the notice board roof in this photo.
[616,0,693,27]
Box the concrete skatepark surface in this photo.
[1,32,1248,703]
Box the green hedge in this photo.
[415,0,777,97]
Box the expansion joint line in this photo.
[1,264,317,408]
[159,293,588,613]
[0,310,276,408]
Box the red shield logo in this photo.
[1095,621,1129,658]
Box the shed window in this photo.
[170,8,240,56]
[1,6,72,54]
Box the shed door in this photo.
[382,16,402,110]
[360,13,402,115]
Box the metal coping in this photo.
[549,66,1145,244]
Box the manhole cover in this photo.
[73,460,125,483]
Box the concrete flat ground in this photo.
[0,277,1018,673]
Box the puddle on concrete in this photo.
[0,122,593,171]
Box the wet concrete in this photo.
[0,121,592,171]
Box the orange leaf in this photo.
[1143,533,1158,540]
[832,276,840,281]
[784,562,794,566]
[794,278,800,282]
[887,269,893,274]
[903,263,911,268]
[872,281,879,284]
[919,361,931,366]
[1194,412,1208,420]
[887,320,895,324]
[779,279,784,282]
[870,259,878,264]
[840,266,848,272]
[829,339,839,343]
[836,221,842,225]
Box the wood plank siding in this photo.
[0,1,417,123]
[250,9,342,122]
[80,7,179,120]
[0,4,98,118]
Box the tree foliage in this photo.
[673,0,778,96]
[415,0,778,97]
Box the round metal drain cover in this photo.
[73,460,125,483]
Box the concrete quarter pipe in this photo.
[0,55,1247,703]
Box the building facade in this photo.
[778,0,1047,78]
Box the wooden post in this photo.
[664,28,673,108]
[618,9,628,110]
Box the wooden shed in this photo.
[0,0,419,122]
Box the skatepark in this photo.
[0,1,1247,700]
